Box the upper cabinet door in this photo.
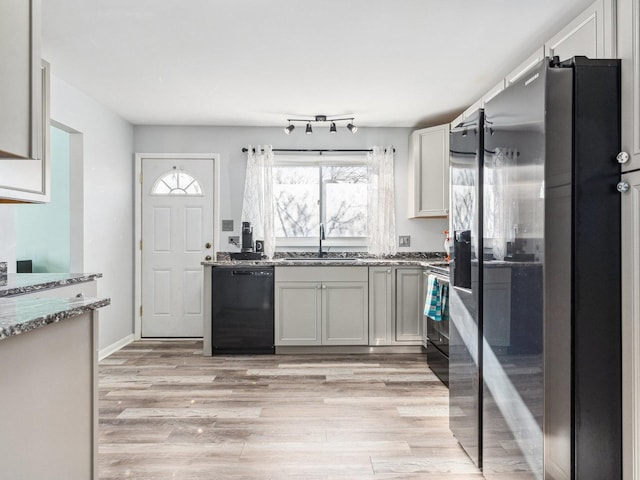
[618,0,640,172]
[408,124,450,218]
[545,0,613,62]
[0,0,42,161]
[506,47,547,86]
[0,61,50,203]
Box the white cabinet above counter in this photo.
[0,60,50,203]
[408,124,450,218]
[0,0,50,203]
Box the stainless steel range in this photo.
[424,262,450,387]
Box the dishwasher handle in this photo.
[232,269,273,276]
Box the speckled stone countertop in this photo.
[0,273,102,298]
[203,252,448,268]
[0,296,110,341]
[203,258,445,267]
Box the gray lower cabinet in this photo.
[274,281,321,345]
[275,267,368,346]
[369,266,423,345]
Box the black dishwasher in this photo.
[211,266,275,354]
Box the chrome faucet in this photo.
[319,223,325,258]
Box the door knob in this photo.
[205,255,212,261]
[205,242,212,249]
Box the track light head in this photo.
[305,123,313,134]
[347,123,358,133]
[329,122,337,133]
[284,124,295,135]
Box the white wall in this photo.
[51,75,135,351]
[134,126,448,253]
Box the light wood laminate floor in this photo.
[99,341,483,479]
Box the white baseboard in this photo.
[99,334,134,360]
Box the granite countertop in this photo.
[202,258,447,268]
[0,296,111,341]
[0,273,103,298]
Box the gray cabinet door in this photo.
[322,282,368,345]
[395,268,423,342]
[0,60,49,202]
[0,0,41,161]
[621,169,640,479]
[275,282,321,346]
[619,0,640,172]
[408,124,450,218]
[368,267,395,345]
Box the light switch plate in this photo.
[228,236,240,245]
[222,220,234,232]
[399,235,411,247]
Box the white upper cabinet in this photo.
[506,47,547,86]
[0,1,49,203]
[0,61,50,203]
[408,124,450,218]
[618,0,640,172]
[481,79,506,107]
[546,0,615,62]
[0,0,41,160]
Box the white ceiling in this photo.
[42,0,594,128]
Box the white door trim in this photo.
[134,153,221,340]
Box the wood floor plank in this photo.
[99,340,482,479]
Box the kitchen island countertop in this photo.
[0,295,110,341]
[0,273,102,298]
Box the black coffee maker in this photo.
[241,222,254,252]
[230,222,262,260]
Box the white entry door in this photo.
[141,158,214,337]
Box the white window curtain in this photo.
[241,145,275,258]
[367,146,396,255]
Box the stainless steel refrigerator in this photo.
[449,109,484,468]
[449,56,622,480]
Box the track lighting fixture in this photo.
[283,115,357,134]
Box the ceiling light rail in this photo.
[241,147,395,154]
[284,115,358,135]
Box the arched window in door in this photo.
[151,169,203,196]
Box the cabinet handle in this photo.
[387,269,392,274]
[617,151,630,164]
[618,181,630,193]
[205,242,212,249]
[205,255,212,261]
[322,285,327,289]
[317,284,321,289]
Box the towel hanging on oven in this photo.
[424,274,443,321]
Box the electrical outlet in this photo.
[399,235,411,247]
[228,235,240,245]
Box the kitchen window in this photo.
[273,156,368,247]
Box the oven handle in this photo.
[424,271,450,284]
